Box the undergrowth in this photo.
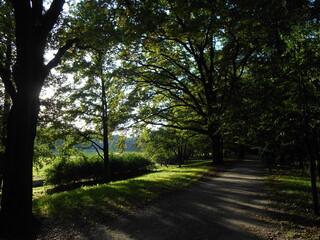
[44,152,155,185]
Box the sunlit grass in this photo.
[33,160,213,219]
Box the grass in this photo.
[33,160,213,220]
[265,167,320,239]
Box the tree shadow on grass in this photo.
[68,159,272,240]
[33,160,320,239]
[45,169,156,195]
[266,168,320,230]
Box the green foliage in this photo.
[110,152,154,174]
[114,135,127,153]
[33,144,56,171]
[44,154,102,186]
[44,152,155,186]
[34,161,213,218]
[220,1,320,162]
[136,128,196,166]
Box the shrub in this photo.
[44,152,155,186]
[110,152,154,173]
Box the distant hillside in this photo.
[72,135,137,152]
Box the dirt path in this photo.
[75,159,273,240]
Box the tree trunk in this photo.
[306,135,320,216]
[211,133,223,165]
[0,152,4,189]
[0,94,40,235]
[314,128,320,181]
[310,154,319,216]
[103,120,110,182]
[100,59,110,183]
[177,145,182,168]
[0,92,11,190]
[0,92,10,191]
[0,1,71,237]
[1,91,10,147]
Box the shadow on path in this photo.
[84,159,273,240]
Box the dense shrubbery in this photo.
[45,152,155,185]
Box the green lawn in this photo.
[265,168,320,239]
[33,160,213,220]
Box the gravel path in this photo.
[79,159,273,240]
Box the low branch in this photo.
[92,143,104,161]
[142,119,208,135]
[43,38,79,77]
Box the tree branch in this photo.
[32,0,43,18]
[0,67,16,100]
[42,0,65,34]
[43,38,79,77]
[142,119,208,135]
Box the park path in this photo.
[84,159,274,240]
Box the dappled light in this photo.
[37,160,272,239]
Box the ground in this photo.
[35,159,281,240]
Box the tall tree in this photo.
[42,0,135,182]
[122,0,256,164]
[0,0,78,236]
[48,49,133,182]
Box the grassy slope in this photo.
[265,168,320,239]
[33,161,213,220]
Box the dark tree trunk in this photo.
[310,154,319,216]
[237,144,245,159]
[314,129,320,181]
[0,35,44,236]
[177,145,183,168]
[0,91,11,192]
[0,94,40,235]
[0,152,4,189]
[0,93,10,192]
[306,135,320,216]
[102,118,110,182]
[0,1,71,237]
[1,91,10,147]
[211,133,223,165]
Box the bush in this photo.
[110,152,155,173]
[44,152,155,186]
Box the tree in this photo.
[225,0,320,214]
[0,0,78,236]
[136,127,195,167]
[282,23,320,215]
[40,0,136,182]
[121,0,256,164]
[48,48,133,182]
